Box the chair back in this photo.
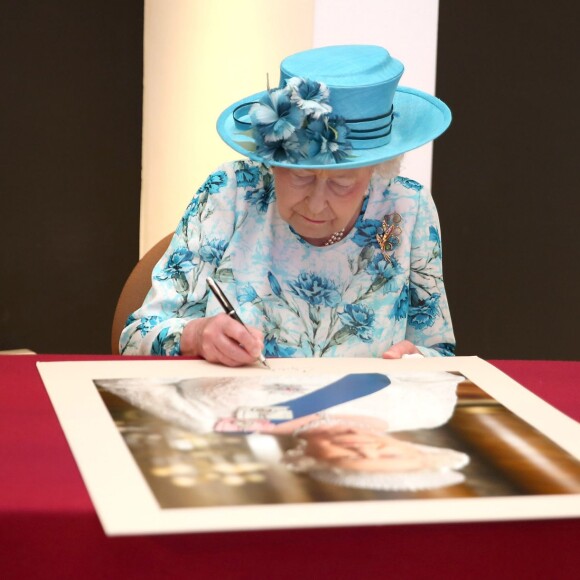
[111,233,173,354]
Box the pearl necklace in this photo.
[323,228,345,246]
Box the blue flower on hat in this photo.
[250,89,305,143]
[254,130,302,163]
[302,116,352,163]
[286,77,331,119]
[249,77,352,166]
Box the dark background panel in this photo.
[0,2,578,359]
[0,1,143,353]
[433,1,579,360]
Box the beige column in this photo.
[141,0,315,255]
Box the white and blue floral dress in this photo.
[120,160,455,358]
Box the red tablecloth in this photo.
[1,355,579,579]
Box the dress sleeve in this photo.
[119,163,239,355]
[405,188,456,357]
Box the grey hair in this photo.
[372,155,404,181]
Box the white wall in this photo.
[141,0,439,255]
[313,0,440,187]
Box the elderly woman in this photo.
[120,45,455,366]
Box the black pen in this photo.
[206,277,271,369]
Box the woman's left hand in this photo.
[382,340,421,359]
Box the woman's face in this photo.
[272,166,373,246]
[301,426,434,473]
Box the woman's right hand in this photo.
[180,314,265,367]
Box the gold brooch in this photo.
[376,213,402,263]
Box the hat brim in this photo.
[216,86,451,170]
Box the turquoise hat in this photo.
[216,45,451,170]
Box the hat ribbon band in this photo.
[233,102,394,129]
[344,105,394,127]
[344,105,394,133]
[349,122,393,134]
[233,102,255,129]
[350,125,392,140]
[232,101,394,150]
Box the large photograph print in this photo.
[38,357,580,535]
